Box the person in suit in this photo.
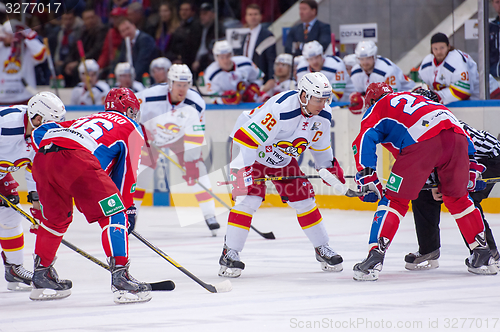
[284,0,331,57]
[236,4,276,83]
[116,18,159,81]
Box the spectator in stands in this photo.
[419,32,500,104]
[64,9,108,88]
[240,0,280,24]
[70,59,110,105]
[150,57,172,84]
[235,4,276,84]
[192,2,225,75]
[166,1,202,68]
[154,1,181,56]
[114,62,145,92]
[116,18,159,81]
[284,0,331,57]
[98,8,127,78]
[127,2,156,37]
[490,0,500,77]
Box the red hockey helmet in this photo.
[364,82,393,106]
[105,88,140,119]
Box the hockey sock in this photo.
[442,195,485,247]
[226,210,252,252]
[99,212,129,266]
[191,162,216,218]
[0,223,24,265]
[368,196,409,250]
[291,200,328,248]
[34,222,68,267]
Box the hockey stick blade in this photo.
[250,225,275,240]
[319,169,365,197]
[150,280,175,291]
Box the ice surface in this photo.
[1,205,499,332]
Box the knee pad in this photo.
[287,197,316,214]
[233,195,262,215]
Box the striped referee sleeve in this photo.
[461,121,500,159]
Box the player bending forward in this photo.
[30,88,151,303]
[219,72,345,278]
[0,92,65,291]
[351,83,498,281]
[135,64,220,235]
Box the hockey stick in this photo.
[150,141,276,240]
[42,37,59,97]
[193,78,238,99]
[131,230,232,293]
[76,40,95,104]
[217,175,322,186]
[0,193,174,291]
[421,177,500,190]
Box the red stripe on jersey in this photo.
[233,129,259,149]
[33,47,46,61]
[195,191,213,203]
[450,86,471,100]
[184,135,204,145]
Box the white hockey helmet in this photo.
[78,59,100,76]
[27,92,66,126]
[302,41,324,60]
[167,64,192,90]
[355,40,378,59]
[275,53,293,66]
[213,40,233,57]
[114,62,135,80]
[150,57,172,75]
[298,72,332,107]
[293,55,304,68]
[343,54,358,67]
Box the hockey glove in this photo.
[126,205,137,234]
[348,92,365,114]
[355,167,384,203]
[231,166,254,196]
[0,194,19,207]
[29,208,48,234]
[321,158,345,186]
[468,159,486,192]
[242,83,261,102]
[221,90,242,105]
[182,161,199,186]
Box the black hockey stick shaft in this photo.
[151,142,275,240]
[422,177,500,189]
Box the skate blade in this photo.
[210,229,218,237]
[29,288,71,301]
[113,290,152,304]
[353,269,379,281]
[7,281,32,292]
[214,280,233,293]
[218,266,242,278]
[320,262,343,272]
[467,265,498,275]
[405,260,439,271]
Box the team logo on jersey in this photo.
[265,145,272,152]
[311,122,321,131]
[157,123,180,134]
[432,82,446,91]
[0,158,31,173]
[236,81,246,91]
[3,58,21,74]
[273,137,308,157]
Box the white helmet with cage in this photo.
[114,62,135,80]
[275,53,293,66]
[343,54,358,67]
[150,57,172,75]
[27,92,66,127]
[355,40,378,59]
[213,40,233,57]
[297,72,332,107]
[78,59,100,76]
[167,64,192,91]
[302,40,324,60]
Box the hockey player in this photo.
[351,82,498,281]
[204,40,264,104]
[134,64,220,235]
[218,72,345,278]
[349,40,415,114]
[70,59,110,105]
[114,62,145,93]
[150,57,172,85]
[0,92,65,291]
[418,33,500,104]
[259,53,296,102]
[343,54,357,76]
[30,88,151,303]
[296,40,352,102]
[0,20,47,105]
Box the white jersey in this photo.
[115,81,145,93]
[137,84,206,161]
[0,106,36,191]
[0,37,47,104]
[268,78,296,96]
[231,90,334,169]
[296,56,352,102]
[350,56,415,93]
[204,56,263,96]
[419,49,499,104]
[70,81,110,105]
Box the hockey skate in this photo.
[205,216,220,237]
[315,244,343,272]
[491,249,500,269]
[404,248,440,271]
[218,245,245,278]
[353,237,389,281]
[465,233,498,275]
[30,255,72,301]
[2,251,32,291]
[110,258,152,304]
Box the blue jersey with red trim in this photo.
[352,91,474,170]
[32,111,144,207]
